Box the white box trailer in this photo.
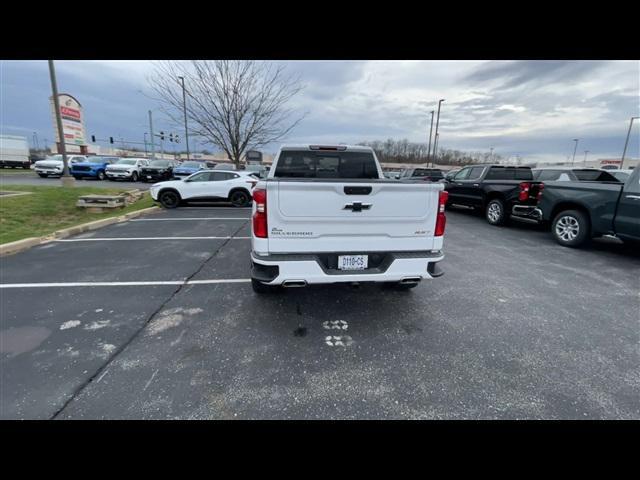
[0,135,31,168]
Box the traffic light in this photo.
[169,133,174,143]
[91,135,96,142]
[109,137,114,144]
[175,135,180,144]
[160,131,165,141]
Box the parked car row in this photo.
[32,155,268,183]
[441,164,639,248]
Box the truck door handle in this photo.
[473,184,479,187]
[456,183,462,186]
[626,195,640,200]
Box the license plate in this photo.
[338,255,368,270]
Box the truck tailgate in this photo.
[266,180,443,253]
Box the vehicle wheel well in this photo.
[484,192,505,206]
[551,203,592,234]
[227,187,251,200]
[158,188,181,198]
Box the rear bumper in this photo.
[511,205,543,221]
[251,251,444,286]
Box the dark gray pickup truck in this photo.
[534,167,640,247]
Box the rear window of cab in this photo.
[274,151,379,179]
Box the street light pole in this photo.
[144,133,148,156]
[148,110,155,160]
[48,60,74,187]
[432,99,445,165]
[426,110,434,167]
[583,150,589,166]
[571,138,579,166]
[178,76,190,162]
[489,147,494,163]
[620,116,639,170]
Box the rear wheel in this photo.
[96,170,106,181]
[251,279,282,294]
[230,190,251,207]
[551,210,590,247]
[131,171,139,182]
[486,198,507,226]
[159,190,181,209]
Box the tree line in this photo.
[357,139,505,166]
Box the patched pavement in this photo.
[1,205,639,419]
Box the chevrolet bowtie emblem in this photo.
[344,202,372,212]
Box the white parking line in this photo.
[55,237,251,242]
[130,218,249,221]
[0,278,252,289]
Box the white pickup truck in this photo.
[250,144,448,293]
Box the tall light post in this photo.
[583,150,589,166]
[426,110,434,167]
[489,147,494,163]
[571,138,579,166]
[144,133,149,156]
[178,76,190,162]
[148,110,155,160]
[620,116,639,169]
[48,60,74,187]
[33,131,40,150]
[432,99,445,164]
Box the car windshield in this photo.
[149,160,170,167]
[116,159,136,165]
[181,162,201,168]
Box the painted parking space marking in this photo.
[0,278,252,289]
[130,218,249,221]
[325,335,354,347]
[54,236,251,242]
[322,320,348,330]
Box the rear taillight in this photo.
[435,190,448,237]
[518,182,531,202]
[536,182,544,201]
[252,188,268,238]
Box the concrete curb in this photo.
[0,206,162,257]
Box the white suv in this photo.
[149,170,258,208]
[34,155,87,177]
[106,157,149,181]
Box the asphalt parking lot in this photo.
[1,205,639,419]
[0,171,148,190]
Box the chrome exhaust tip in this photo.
[282,280,307,288]
[400,277,421,285]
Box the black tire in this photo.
[38,173,48,178]
[251,278,282,294]
[131,171,139,182]
[485,198,507,226]
[96,170,106,181]
[551,209,590,248]
[229,190,251,208]
[159,190,181,209]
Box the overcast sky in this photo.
[1,60,638,163]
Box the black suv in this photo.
[444,164,544,225]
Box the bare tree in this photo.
[148,61,306,167]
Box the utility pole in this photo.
[48,60,74,187]
[144,133,148,156]
[148,110,155,160]
[583,150,589,166]
[178,76,190,161]
[426,110,434,167]
[571,138,579,166]
[433,99,445,164]
[620,116,639,169]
